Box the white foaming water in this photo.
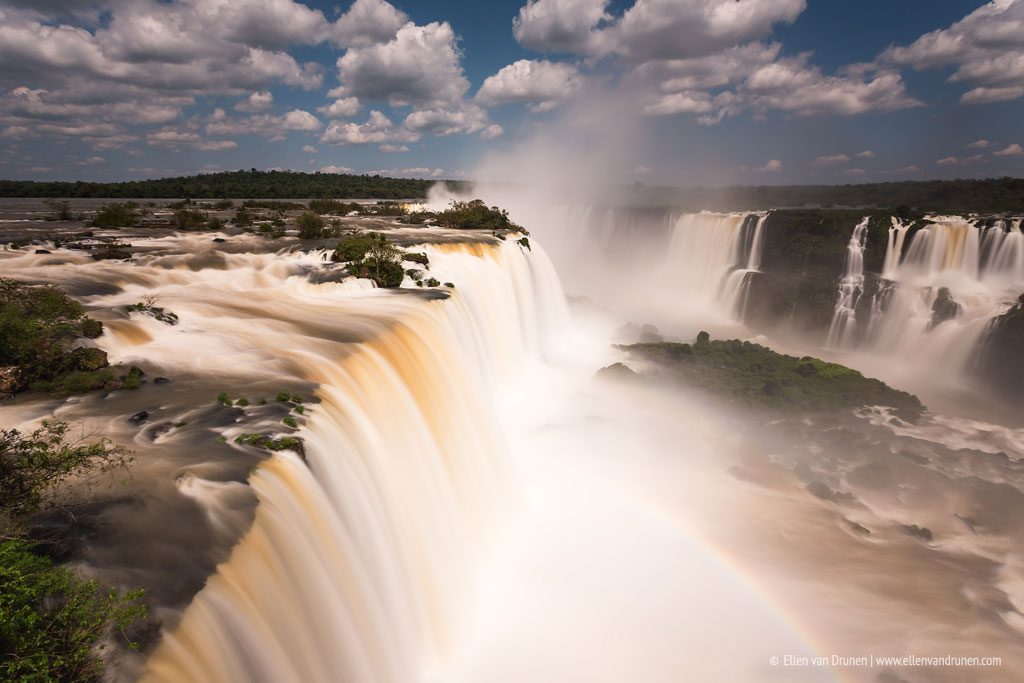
[827,217,869,349]
[831,216,1023,382]
[140,239,573,683]
[507,206,766,336]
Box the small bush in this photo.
[90,203,139,228]
[282,416,298,429]
[216,392,231,406]
[435,200,521,231]
[296,212,326,239]
[173,209,208,231]
[426,278,440,287]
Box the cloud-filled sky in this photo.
[0,0,1022,185]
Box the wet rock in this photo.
[596,363,640,381]
[212,237,226,243]
[929,287,961,329]
[34,249,51,254]
[901,524,933,542]
[846,520,871,536]
[81,318,103,339]
[92,247,132,261]
[70,347,109,371]
[153,376,171,385]
[0,366,19,393]
[129,410,150,423]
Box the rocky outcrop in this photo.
[929,287,962,329]
[977,294,1024,402]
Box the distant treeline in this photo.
[658,177,1024,214]
[0,169,467,199]
[2,171,1024,213]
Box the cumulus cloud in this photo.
[993,143,1024,156]
[477,59,583,112]
[206,109,321,140]
[404,105,489,136]
[935,156,959,165]
[881,0,1024,104]
[319,97,361,119]
[513,0,804,61]
[855,150,875,158]
[379,143,409,152]
[236,91,274,112]
[321,110,418,145]
[334,22,469,108]
[302,144,317,153]
[319,164,355,173]
[329,0,408,48]
[756,159,782,172]
[965,139,990,149]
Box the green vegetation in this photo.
[296,212,325,239]
[0,279,141,396]
[216,392,231,406]
[426,278,440,287]
[276,392,303,404]
[282,416,298,429]
[232,433,304,454]
[0,422,146,682]
[517,237,531,250]
[434,200,523,231]
[308,198,360,215]
[0,170,458,200]
[124,299,178,325]
[42,199,74,221]
[637,177,1024,214]
[404,252,429,267]
[621,334,924,420]
[172,208,208,231]
[233,208,253,228]
[335,233,405,287]
[88,203,139,228]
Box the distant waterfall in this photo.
[826,217,870,348]
[536,208,766,329]
[832,216,1023,373]
[142,240,569,683]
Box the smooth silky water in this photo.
[3,208,1024,682]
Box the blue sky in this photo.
[1,0,1022,185]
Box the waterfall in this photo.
[839,216,1023,375]
[525,207,765,331]
[826,217,869,348]
[140,239,569,683]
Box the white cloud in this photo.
[206,109,320,140]
[403,105,488,136]
[379,143,409,152]
[855,150,875,158]
[329,0,408,48]
[370,166,446,178]
[334,22,469,108]
[843,168,866,175]
[882,1,1024,105]
[236,91,274,112]
[318,96,361,119]
[480,124,504,140]
[319,165,355,174]
[935,156,959,165]
[632,165,652,175]
[994,143,1024,157]
[477,59,583,112]
[198,140,238,151]
[813,154,852,166]
[756,159,782,172]
[302,144,317,153]
[321,109,417,145]
[513,0,805,62]
[513,0,610,54]
[965,139,990,149]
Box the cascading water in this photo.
[140,239,570,683]
[826,217,870,348]
[526,207,766,334]
[831,215,1024,379]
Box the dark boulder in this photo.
[153,376,171,385]
[929,287,961,329]
[70,347,109,371]
[34,249,51,254]
[129,410,150,423]
[212,237,226,243]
